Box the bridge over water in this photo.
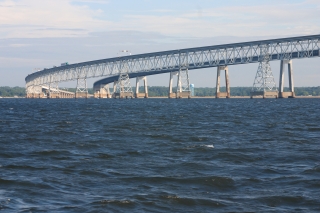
[25,34,320,99]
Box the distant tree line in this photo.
[195,87,320,96]
[132,86,320,97]
[0,87,26,97]
[1,86,320,97]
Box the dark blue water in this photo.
[0,98,319,212]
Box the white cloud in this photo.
[0,0,111,38]
[0,0,319,39]
[117,1,320,38]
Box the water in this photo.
[0,98,319,212]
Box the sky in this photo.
[0,0,319,88]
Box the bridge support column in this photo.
[26,86,34,98]
[113,73,133,99]
[75,78,88,98]
[94,90,101,98]
[31,86,42,99]
[47,82,60,98]
[112,81,117,98]
[215,66,230,98]
[279,60,295,98]
[135,76,148,98]
[168,72,178,98]
[106,84,112,98]
[176,67,191,99]
[94,84,111,98]
[251,46,278,99]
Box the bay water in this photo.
[0,98,319,212]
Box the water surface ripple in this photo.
[0,99,319,212]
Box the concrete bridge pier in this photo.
[29,85,74,99]
[32,92,44,98]
[279,60,295,98]
[47,86,75,99]
[47,92,59,98]
[216,66,230,98]
[47,82,60,98]
[26,93,38,99]
[101,84,112,98]
[135,76,148,98]
[63,90,74,98]
[105,84,112,98]
[65,92,75,98]
[168,71,179,98]
[48,93,60,98]
[112,80,117,98]
[26,92,31,98]
[30,86,43,98]
[94,84,111,98]
[75,92,88,98]
[113,92,134,99]
[48,91,60,98]
[93,90,99,98]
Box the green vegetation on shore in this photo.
[0,87,26,97]
[1,86,320,97]
[129,86,320,97]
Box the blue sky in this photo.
[0,0,319,87]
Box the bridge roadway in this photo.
[25,34,320,98]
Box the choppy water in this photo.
[0,98,319,212]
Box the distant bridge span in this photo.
[25,34,320,98]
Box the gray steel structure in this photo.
[25,35,320,93]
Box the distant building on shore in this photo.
[190,84,195,96]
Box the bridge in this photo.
[25,34,320,99]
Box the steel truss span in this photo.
[25,35,320,89]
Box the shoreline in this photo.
[2,96,320,99]
[148,96,320,99]
[0,96,320,99]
